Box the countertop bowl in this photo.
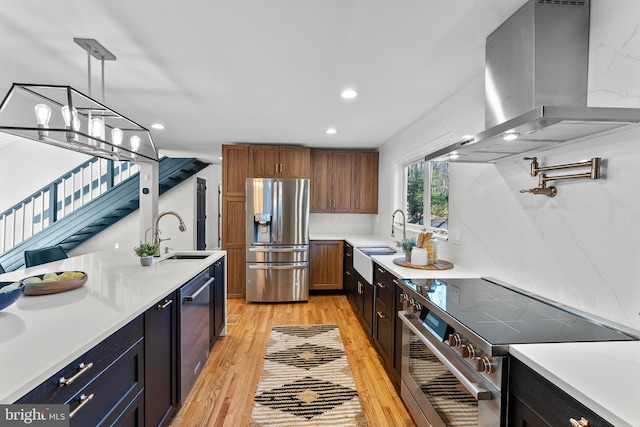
[22,271,88,296]
[0,281,25,310]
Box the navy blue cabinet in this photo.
[18,316,145,426]
[210,258,226,348]
[145,292,178,427]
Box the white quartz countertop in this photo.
[311,233,481,279]
[0,249,226,403]
[510,341,640,427]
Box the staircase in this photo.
[0,157,208,272]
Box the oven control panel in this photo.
[448,332,498,375]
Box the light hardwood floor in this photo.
[170,294,416,427]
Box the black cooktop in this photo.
[402,278,636,345]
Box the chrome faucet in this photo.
[153,211,187,255]
[391,209,407,242]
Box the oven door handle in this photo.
[399,311,494,400]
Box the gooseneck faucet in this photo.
[391,209,407,241]
[153,211,187,255]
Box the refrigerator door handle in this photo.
[248,263,308,270]
[248,247,308,253]
[276,179,283,243]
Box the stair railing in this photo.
[0,158,139,253]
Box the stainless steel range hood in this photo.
[426,0,640,163]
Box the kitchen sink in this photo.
[356,246,397,256]
[164,254,210,260]
[354,246,397,283]
[159,251,214,262]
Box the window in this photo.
[404,160,448,235]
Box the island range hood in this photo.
[426,0,640,163]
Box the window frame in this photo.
[401,159,449,240]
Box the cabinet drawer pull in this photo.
[58,362,94,387]
[69,393,95,418]
[376,267,385,273]
[569,417,590,427]
[157,299,173,310]
[392,278,399,285]
[377,282,386,288]
[345,271,351,276]
[376,311,386,319]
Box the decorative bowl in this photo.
[22,271,88,296]
[0,281,25,310]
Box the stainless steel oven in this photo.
[396,277,637,427]
[399,310,501,427]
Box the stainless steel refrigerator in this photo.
[246,178,310,302]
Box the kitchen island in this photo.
[0,249,226,404]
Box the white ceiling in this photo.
[0,0,526,163]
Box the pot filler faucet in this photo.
[153,211,187,254]
[391,209,407,243]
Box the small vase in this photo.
[405,250,412,263]
[140,256,153,266]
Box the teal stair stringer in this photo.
[0,158,208,272]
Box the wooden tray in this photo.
[22,272,88,296]
[392,258,453,270]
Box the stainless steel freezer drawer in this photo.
[246,262,309,302]
[246,245,309,263]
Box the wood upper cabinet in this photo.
[310,150,332,212]
[222,144,248,197]
[310,150,353,213]
[280,146,310,178]
[311,149,377,214]
[310,240,344,290]
[353,151,378,214]
[332,151,355,213]
[249,145,310,178]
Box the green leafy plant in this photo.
[400,237,417,253]
[134,242,159,257]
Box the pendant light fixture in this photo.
[0,39,158,162]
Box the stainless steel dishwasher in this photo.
[179,268,212,403]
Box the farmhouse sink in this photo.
[353,246,397,283]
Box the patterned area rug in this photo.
[250,324,367,426]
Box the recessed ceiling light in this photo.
[501,132,519,141]
[151,123,165,130]
[340,89,358,99]
[325,128,338,135]
[449,151,460,159]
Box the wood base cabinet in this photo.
[310,240,343,291]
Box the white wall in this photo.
[374,0,640,331]
[0,139,90,212]
[69,163,221,256]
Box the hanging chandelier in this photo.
[0,39,158,163]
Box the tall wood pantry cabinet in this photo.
[221,144,248,299]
